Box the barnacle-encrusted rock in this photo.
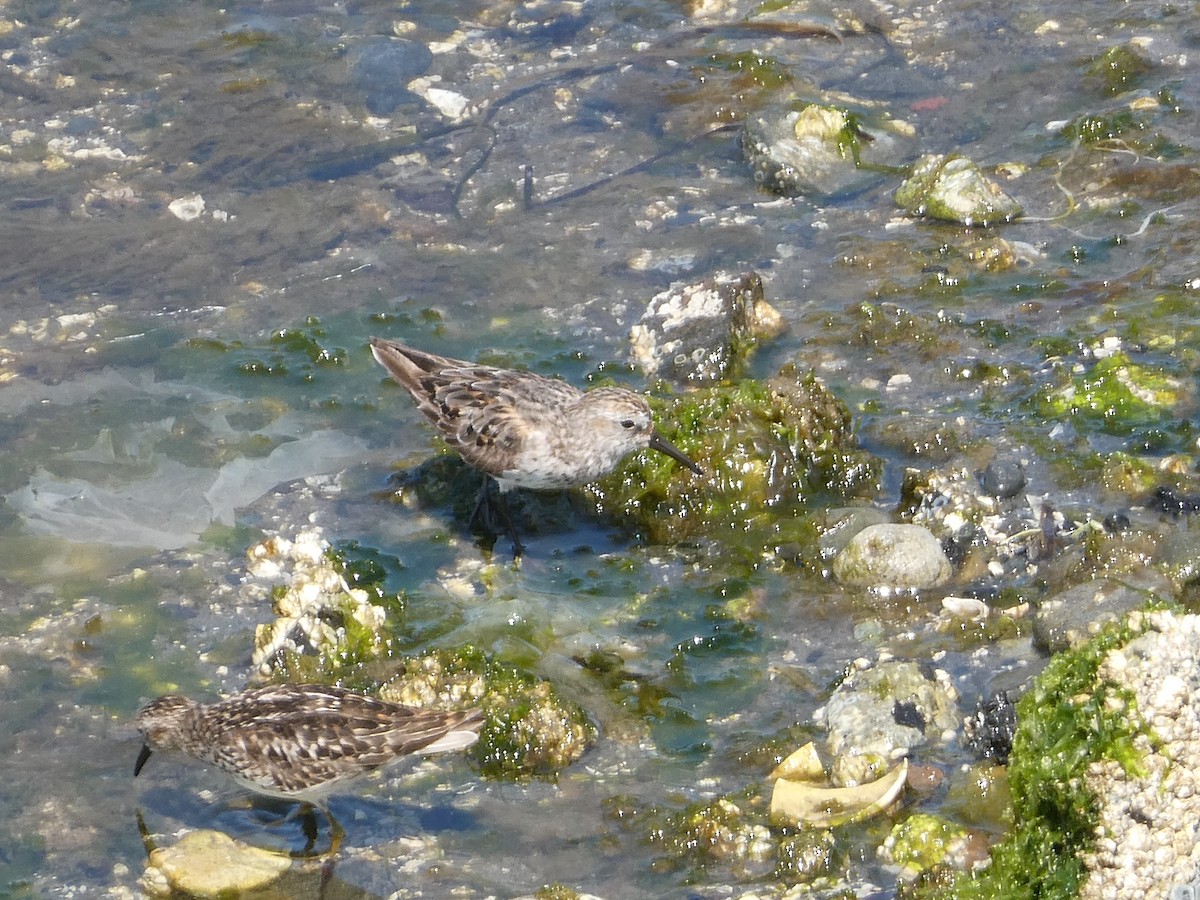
[915,609,1200,899]
[1081,610,1200,898]
[382,647,593,779]
[629,271,783,385]
[248,528,388,676]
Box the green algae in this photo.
[624,782,851,888]
[1029,352,1181,437]
[1059,108,1178,157]
[705,51,793,89]
[584,367,880,546]
[186,317,350,386]
[912,614,1158,900]
[1084,44,1154,96]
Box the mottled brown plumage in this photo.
[134,683,482,802]
[369,337,702,551]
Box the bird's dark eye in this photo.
[621,419,636,429]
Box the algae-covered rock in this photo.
[381,647,594,780]
[666,795,775,864]
[1084,43,1154,96]
[584,365,880,545]
[895,154,1022,227]
[629,271,784,386]
[643,790,777,875]
[1030,351,1183,436]
[880,813,975,878]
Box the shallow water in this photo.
[1,0,1197,896]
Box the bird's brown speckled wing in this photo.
[371,338,581,479]
[200,685,481,793]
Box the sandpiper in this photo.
[133,683,483,802]
[369,337,703,552]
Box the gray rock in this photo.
[1031,572,1172,654]
[818,658,960,786]
[832,523,952,590]
[894,153,1022,227]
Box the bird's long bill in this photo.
[648,431,703,475]
[134,744,153,777]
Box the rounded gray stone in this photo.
[832,523,952,590]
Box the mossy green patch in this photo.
[187,317,350,387]
[1059,108,1177,156]
[705,51,793,89]
[1084,44,1154,96]
[1029,351,1181,436]
[584,367,880,546]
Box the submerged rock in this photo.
[1031,572,1173,653]
[142,830,290,897]
[962,690,1018,764]
[741,102,905,197]
[629,271,783,386]
[894,153,1022,227]
[880,813,982,879]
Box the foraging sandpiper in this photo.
[369,337,702,552]
[134,683,482,802]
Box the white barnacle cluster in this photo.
[247,528,387,676]
[1082,610,1200,898]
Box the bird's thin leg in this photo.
[290,802,343,859]
[299,804,319,856]
[469,478,525,556]
[327,811,345,857]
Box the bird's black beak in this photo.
[648,431,703,476]
[134,744,153,777]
